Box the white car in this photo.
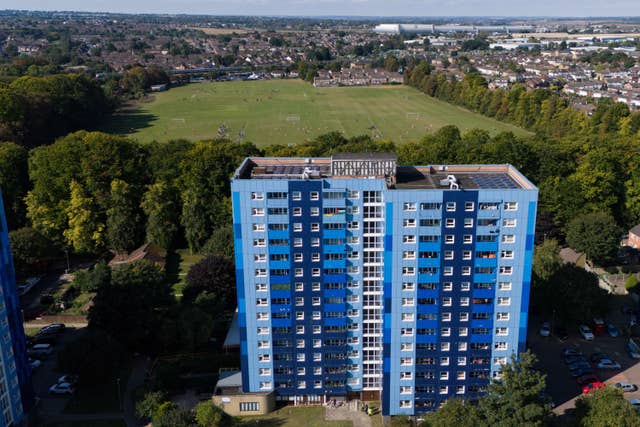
[614,382,638,393]
[28,359,41,370]
[539,322,551,337]
[49,382,75,395]
[579,325,594,340]
[596,359,622,370]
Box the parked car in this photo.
[57,375,79,386]
[27,343,53,358]
[607,324,620,337]
[614,382,638,393]
[596,359,622,370]
[582,382,606,394]
[562,348,582,357]
[32,333,57,345]
[565,355,588,365]
[539,322,551,337]
[590,353,610,364]
[593,317,606,335]
[38,323,66,336]
[576,373,599,386]
[570,367,595,378]
[579,325,594,340]
[629,338,640,359]
[569,361,591,371]
[49,382,75,395]
[28,358,41,370]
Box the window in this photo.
[442,312,452,322]
[445,218,455,228]
[293,223,303,232]
[259,367,271,376]
[402,267,415,276]
[257,326,269,335]
[254,253,266,262]
[258,340,270,349]
[402,282,415,291]
[498,297,511,306]
[459,327,468,337]
[253,223,265,232]
[503,218,517,227]
[403,202,417,211]
[441,327,451,337]
[311,207,320,216]
[403,219,416,228]
[461,282,471,291]
[400,400,412,408]
[402,312,414,321]
[445,235,455,244]
[268,207,288,215]
[464,218,473,228]
[252,208,265,216]
[311,238,320,247]
[240,402,261,412]
[403,235,416,244]
[497,312,510,321]
[442,297,452,307]
[402,298,415,307]
[257,312,269,320]
[498,282,512,291]
[403,251,416,260]
[465,201,474,211]
[504,202,518,211]
[444,250,454,260]
[310,191,319,201]
[421,202,441,210]
[458,342,468,352]
[446,202,456,212]
[463,250,472,260]
[460,297,470,306]
[443,266,453,276]
[443,281,453,291]
[459,312,469,322]
[294,238,303,247]
[441,342,451,351]
[499,266,513,275]
[420,219,441,227]
[256,283,267,292]
[440,357,450,366]
[294,268,303,277]
[259,354,270,362]
[292,191,301,201]
[494,342,508,350]
[312,282,321,291]
[458,356,467,366]
[501,250,514,259]
[267,192,287,200]
[401,328,414,337]
[462,266,471,276]
[311,223,320,232]
[401,343,414,352]
[293,207,302,216]
[496,327,509,336]
[463,234,473,244]
[312,268,321,277]
[494,357,507,365]
[251,192,264,200]
[347,190,360,199]
[255,269,267,277]
[440,372,449,381]
[502,234,516,243]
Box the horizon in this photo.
[3,0,640,18]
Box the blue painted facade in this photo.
[0,191,33,426]
[231,159,537,415]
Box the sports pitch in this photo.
[104,79,529,146]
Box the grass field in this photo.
[103,79,529,146]
[240,406,353,427]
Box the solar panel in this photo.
[470,174,518,189]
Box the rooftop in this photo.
[233,154,535,191]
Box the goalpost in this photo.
[406,112,419,121]
[285,115,300,122]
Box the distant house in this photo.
[629,225,640,249]
[108,243,167,269]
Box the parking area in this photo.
[30,327,85,419]
[529,315,640,414]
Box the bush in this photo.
[626,274,639,291]
[73,261,111,293]
[136,390,168,420]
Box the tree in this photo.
[8,227,55,279]
[183,255,235,308]
[384,55,400,72]
[533,238,562,282]
[0,142,28,229]
[73,261,111,293]
[422,398,481,427]
[478,351,552,427]
[194,400,236,427]
[88,260,173,353]
[566,212,621,265]
[573,387,640,427]
[141,181,179,249]
[135,390,168,420]
[63,180,104,254]
[201,225,234,258]
[106,179,141,254]
[154,404,197,427]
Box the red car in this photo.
[582,382,606,394]
[577,374,599,386]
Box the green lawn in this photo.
[45,420,126,427]
[166,249,205,298]
[240,406,353,427]
[102,80,529,146]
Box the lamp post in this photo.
[64,248,70,273]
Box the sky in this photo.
[3,0,640,17]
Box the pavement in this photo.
[324,401,372,427]
[124,355,150,427]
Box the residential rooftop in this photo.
[233,153,536,191]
